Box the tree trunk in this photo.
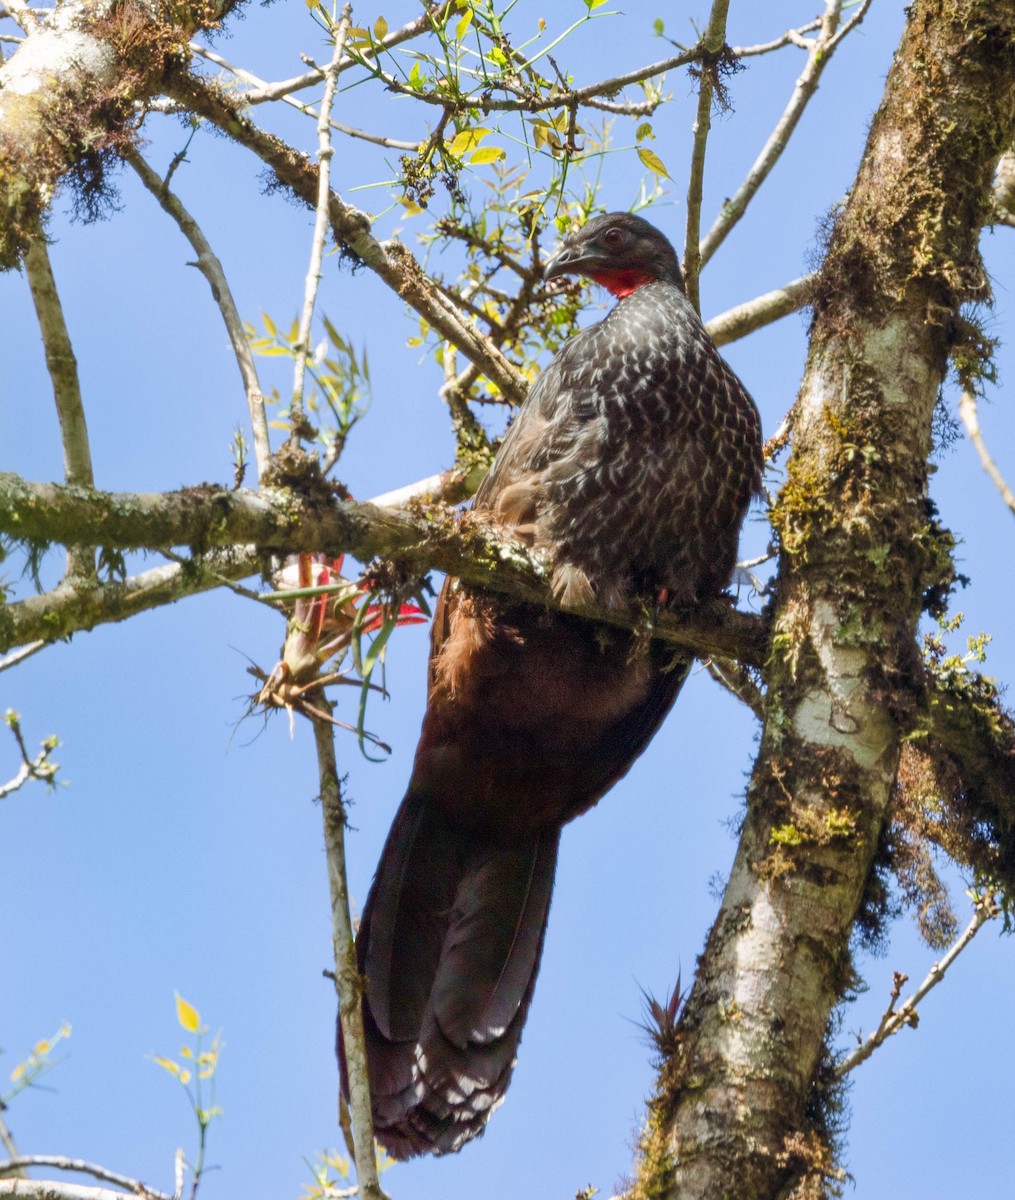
[632,4,1015,1197]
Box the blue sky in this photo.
[2,3,1014,1198]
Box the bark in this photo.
[0,0,234,268]
[631,4,1015,1198]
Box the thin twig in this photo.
[683,0,730,313]
[0,713,57,799]
[353,44,698,113]
[165,72,527,402]
[706,656,764,720]
[291,7,353,441]
[23,232,95,582]
[311,710,385,1200]
[188,44,420,150]
[730,17,822,58]
[0,641,45,673]
[959,388,1015,516]
[698,0,872,269]
[835,893,1000,1078]
[124,149,271,481]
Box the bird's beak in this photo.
[543,241,606,280]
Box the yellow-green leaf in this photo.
[175,993,200,1033]
[152,1055,180,1077]
[637,146,672,180]
[374,15,388,40]
[449,126,490,156]
[470,145,506,165]
[261,311,276,337]
[455,7,473,41]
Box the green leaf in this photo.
[653,17,664,35]
[637,146,672,180]
[374,15,388,40]
[635,122,654,142]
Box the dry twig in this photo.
[835,893,1001,1077]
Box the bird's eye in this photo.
[603,227,625,248]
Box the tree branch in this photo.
[959,387,1015,515]
[124,149,271,481]
[23,230,94,580]
[161,70,528,404]
[835,893,1000,1077]
[0,546,263,650]
[698,0,872,270]
[290,7,351,443]
[0,1158,170,1200]
[682,0,730,313]
[312,711,384,1200]
[704,273,815,348]
[633,3,1015,1195]
[0,0,235,270]
[0,473,770,667]
[186,44,421,151]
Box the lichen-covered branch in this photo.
[0,471,769,667]
[0,0,236,270]
[23,228,94,579]
[0,545,263,649]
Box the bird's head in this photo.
[544,212,684,299]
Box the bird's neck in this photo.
[587,267,656,299]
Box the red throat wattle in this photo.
[587,267,654,298]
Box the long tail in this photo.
[345,791,559,1159]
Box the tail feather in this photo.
[348,791,559,1158]
[432,833,557,1046]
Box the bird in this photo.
[343,211,764,1159]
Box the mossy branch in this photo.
[0,472,769,667]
